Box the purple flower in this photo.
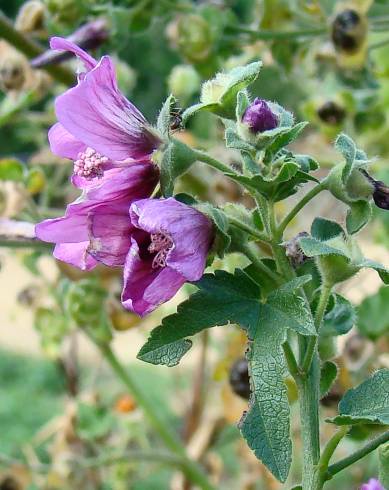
[361,478,385,490]
[121,198,214,316]
[35,161,159,270]
[47,37,161,188]
[242,98,278,133]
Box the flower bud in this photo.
[229,358,250,400]
[317,101,346,126]
[176,14,212,63]
[31,20,108,68]
[44,0,85,25]
[15,1,45,33]
[285,232,310,268]
[326,165,374,205]
[242,98,279,134]
[0,43,28,92]
[168,64,200,102]
[331,8,367,55]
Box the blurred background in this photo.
[1,0,389,488]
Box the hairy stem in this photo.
[326,430,389,481]
[301,283,332,373]
[96,342,215,490]
[242,242,283,284]
[313,426,349,489]
[228,216,269,243]
[0,12,74,86]
[226,25,327,40]
[278,183,325,236]
[297,349,321,490]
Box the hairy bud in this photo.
[242,98,279,134]
[317,101,346,126]
[15,1,45,33]
[331,8,367,54]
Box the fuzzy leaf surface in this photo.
[329,369,389,425]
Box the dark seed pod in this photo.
[361,170,389,210]
[317,101,346,125]
[331,9,366,54]
[229,358,251,400]
[0,476,20,490]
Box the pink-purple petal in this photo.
[48,123,86,160]
[121,236,185,316]
[50,37,97,71]
[129,198,214,281]
[54,243,97,271]
[54,55,159,161]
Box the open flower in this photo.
[361,478,384,490]
[121,198,214,316]
[35,162,159,270]
[47,37,161,188]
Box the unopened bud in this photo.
[31,19,108,68]
[285,232,310,268]
[15,1,45,33]
[362,170,389,210]
[242,98,278,134]
[176,14,212,63]
[168,64,200,102]
[0,42,28,92]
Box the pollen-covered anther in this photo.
[148,232,174,269]
[73,147,108,179]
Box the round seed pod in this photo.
[229,358,251,400]
[331,8,367,55]
[317,101,346,125]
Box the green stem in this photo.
[297,353,321,490]
[0,12,74,86]
[226,25,327,40]
[282,341,300,379]
[326,430,389,481]
[192,149,238,176]
[301,283,332,374]
[96,342,215,490]
[242,242,283,284]
[313,426,349,489]
[278,183,325,236]
[228,216,269,243]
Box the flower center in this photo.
[148,232,174,269]
[73,147,108,179]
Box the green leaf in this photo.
[346,200,372,234]
[236,90,250,119]
[357,286,389,340]
[320,360,338,398]
[265,121,308,157]
[137,339,192,367]
[321,294,356,337]
[329,369,389,425]
[160,139,197,196]
[311,217,344,241]
[219,61,262,112]
[76,402,115,441]
[299,236,349,259]
[225,128,256,153]
[138,270,314,364]
[239,319,291,482]
[356,259,389,284]
[198,204,231,257]
[335,133,356,184]
[157,94,177,137]
[0,158,24,181]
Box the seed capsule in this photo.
[317,101,346,125]
[229,358,251,400]
[331,9,367,54]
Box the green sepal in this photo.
[157,94,177,137]
[320,294,356,337]
[328,369,389,425]
[299,218,389,285]
[346,200,372,234]
[182,62,262,122]
[159,139,197,197]
[320,360,338,399]
[197,203,231,257]
[335,133,357,184]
